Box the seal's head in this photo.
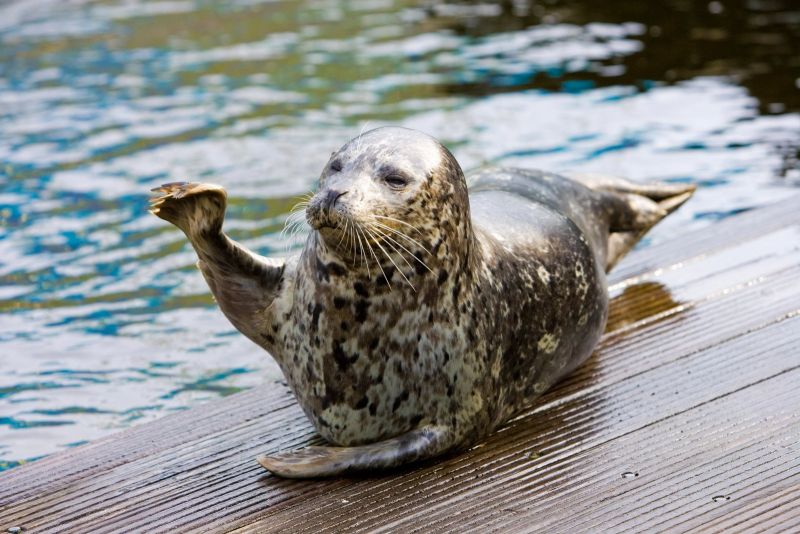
[306,127,472,276]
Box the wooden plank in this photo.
[254,318,800,534]
[698,485,800,533]
[1,195,799,533]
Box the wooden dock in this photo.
[1,196,799,533]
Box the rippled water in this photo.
[1,0,798,469]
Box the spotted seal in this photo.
[149,127,694,478]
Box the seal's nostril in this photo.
[325,189,347,210]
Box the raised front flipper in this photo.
[150,182,228,236]
[257,425,455,478]
[149,182,287,345]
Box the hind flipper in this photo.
[566,173,695,270]
[566,173,696,201]
[257,425,454,478]
[604,189,695,270]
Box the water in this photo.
[0,0,798,469]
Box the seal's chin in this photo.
[306,208,336,231]
[308,216,347,247]
[306,206,356,254]
[307,213,340,232]
[317,225,342,240]
[317,225,357,258]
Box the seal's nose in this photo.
[323,189,347,211]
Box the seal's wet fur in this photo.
[150,127,694,478]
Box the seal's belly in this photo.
[275,246,488,447]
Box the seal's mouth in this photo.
[306,188,349,231]
[306,207,342,231]
[313,215,357,257]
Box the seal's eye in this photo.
[383,175,408,190]
[330,160,342,173]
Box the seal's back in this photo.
[467,168,696,271]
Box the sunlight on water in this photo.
[0,0,798,468]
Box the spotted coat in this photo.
[151,127,675,460]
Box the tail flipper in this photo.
[257,425,454,478]
[568,173,696,271]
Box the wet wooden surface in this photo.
[2,196,799,533]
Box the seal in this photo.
[149,127,694,478]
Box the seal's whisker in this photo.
[282,213,303,232]
[354,226,364,269]
[341,218,349,249]
[335,218,349,249]
[281,203,310,243]
[363,227,393,290]
[358,226,382,285]
[370,224,433,274]
[371,224,425,260]
[349,220,357,265]
[346,219,356,258]
[372,215,425,235]
[366,226,412,290]
[369,227,417,291]
[354,226,371,278]
[279,216,297,242]
[285,213,312,248]
[287,198,312,217]
[281,211,308,245]
[379,241,414,291]
[359,226,380,281]
[370,220,432,255]
[369,225,415,271]
[353,224,364,269]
